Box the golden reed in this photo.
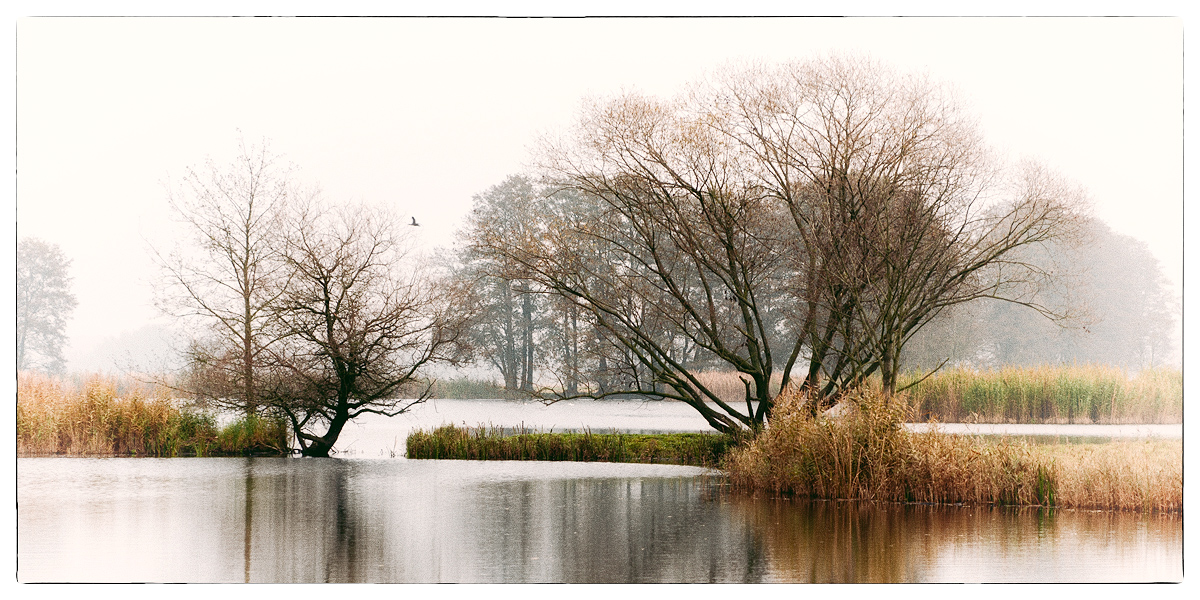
[726,385,1180,512]
[17,371,217,457]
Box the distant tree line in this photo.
[901,219,1178,371]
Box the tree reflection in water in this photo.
[17,457,1182,583]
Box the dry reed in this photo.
[17,371,289,457]
[17,371,217,456]
[691,370,783,404]
[726,385,1181,512]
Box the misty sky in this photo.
[11,15,1185,371]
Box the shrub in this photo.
[215,414,291,455]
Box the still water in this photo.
[17,399,1184,583]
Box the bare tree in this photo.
[472,93,794,434]
[17,237,77,373]
[264,201,471,457]
[714,58,1086,401]
[154,140,294,415]
[468,56,1085,434]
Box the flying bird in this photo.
[410,217,420,227]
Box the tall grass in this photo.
[899,365,1182,423]
[215,414,290,455]
[726,385,1181,512]
[17,372,291,457]
[407,424,735,467]
[18,372,217,456]
[690,371,782,404]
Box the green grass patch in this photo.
[406,424,736,467]
[214,414,291,456]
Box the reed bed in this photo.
[427,377,525,399]
[17,372,290,457]
[1037,439,1182,512]
[690,371,783,404]
[899,365,1182,423]
[406,424,735,467]
[18,372,217,457]
[725,386,1181,512]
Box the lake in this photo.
[16,398,1183,583]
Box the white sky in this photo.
[6,8,1188,370]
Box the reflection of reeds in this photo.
[17,372,290,457]
[900,365,1182,423]
[406,424,734,466]
[730,497,1182,583]
[726,386,1181,512]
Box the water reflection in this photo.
[17,457,1181,583]
[732,498,1182,583]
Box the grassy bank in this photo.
[726,386,1181,512]
[899,365,1181,424]
[406,424,736,467]
[17,372,289,457]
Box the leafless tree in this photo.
[468,56,1085,434]
[714,57,1086,403]
[263,201,472,457]
[471,92,794,434]
[153,140,295,414]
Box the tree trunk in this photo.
[501,279,518,390]
[522,289,534,391]
[566,303,579,395]
[299,411,350,457]
[594,324,610,395]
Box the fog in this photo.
[11,15,1183,374]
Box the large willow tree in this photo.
[469,56,1085,434]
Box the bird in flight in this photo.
[410,217,420,227]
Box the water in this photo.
[17,457,1182,583]
[309,398,1183,457]
[17,398,1183,583]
